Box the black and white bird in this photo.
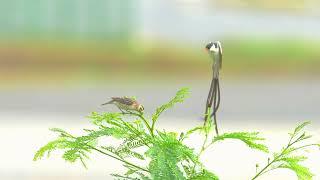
[204,41,223,134]
[205,41,222,79]
[102,97,144,113]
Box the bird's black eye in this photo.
[205,42,213,50]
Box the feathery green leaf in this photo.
[146,132,198,180]
[152,88,190,123]
[213,132,269,153]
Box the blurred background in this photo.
[1,0,320,179]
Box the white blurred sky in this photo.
[138,0,320,43]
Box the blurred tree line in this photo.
[214,0,319,12]
[0,0,134,40]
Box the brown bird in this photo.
[101,97,144,113]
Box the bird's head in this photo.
[205,41,222,55]
[138,105,144,112]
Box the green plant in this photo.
[34,88,319,179]
[252,121,319,179]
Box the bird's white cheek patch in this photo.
[210,47,218,52]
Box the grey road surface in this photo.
[1,80,319,124]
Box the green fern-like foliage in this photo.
[146,131,198,180]
[152,88,189,124]
[212,132,269,153]
[34,88,319,180]
[252,121,320,180]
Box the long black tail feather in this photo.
[204,78,221,135]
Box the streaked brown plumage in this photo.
[102,97,144,112]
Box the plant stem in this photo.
[251,134,317,179]
[199,131,209,156]
[199,108,215,156]
[138,114,154,137]
[119,119,151,147]
[251,158,276,180]
[252,143,290,180]
[151,119,156,136]
[122,112,154,137]
[192,111,212,172]
[292,144,319,152]
[88,145,149,173]
[66,134,149,173]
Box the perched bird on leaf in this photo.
[101,97,144,113]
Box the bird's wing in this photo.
[112,97,134,105]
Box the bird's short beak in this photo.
[204,48,209,53]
